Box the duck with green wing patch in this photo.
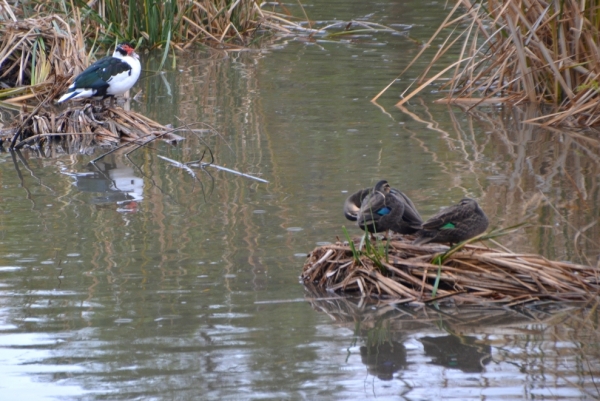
[413,198,489,245]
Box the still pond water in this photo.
[1,1,600,400]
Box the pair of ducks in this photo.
[344,180,489,245]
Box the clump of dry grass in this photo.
[301,234,599,306]
[1,105,181,150]
[382,0,600,127]
[0,13,89,104]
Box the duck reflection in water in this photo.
[66,157,144,212]
[419,334,492,373]
[360,340,407,381]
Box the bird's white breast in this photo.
[106,55,141,96]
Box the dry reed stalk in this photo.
[301,235,600,305]
[383,0,600,127]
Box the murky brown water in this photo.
[1,1,599,400]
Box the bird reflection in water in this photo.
[360,340,407,381]
[419,334,492,373]
[66,157,144,212]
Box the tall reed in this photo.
[382,0,600,128]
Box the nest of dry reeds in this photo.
[1,104,181,150]
[301,235,600,306]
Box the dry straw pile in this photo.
[301,235,600,306]
[4,105,182,150]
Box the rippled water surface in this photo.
[1,0,599,400]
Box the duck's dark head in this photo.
[344,188,371,221]
[459,198,478,209]
[373,180,391,195]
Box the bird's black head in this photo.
[115,43,135,57]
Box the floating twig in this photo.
[158,155,198,180]
[195,162,269,183]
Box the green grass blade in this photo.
[342,226,360,262]
[431,258,442,298]
[159,22,171,70]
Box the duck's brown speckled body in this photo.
[413,198,488,245]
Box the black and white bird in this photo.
[57,43,141,104]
